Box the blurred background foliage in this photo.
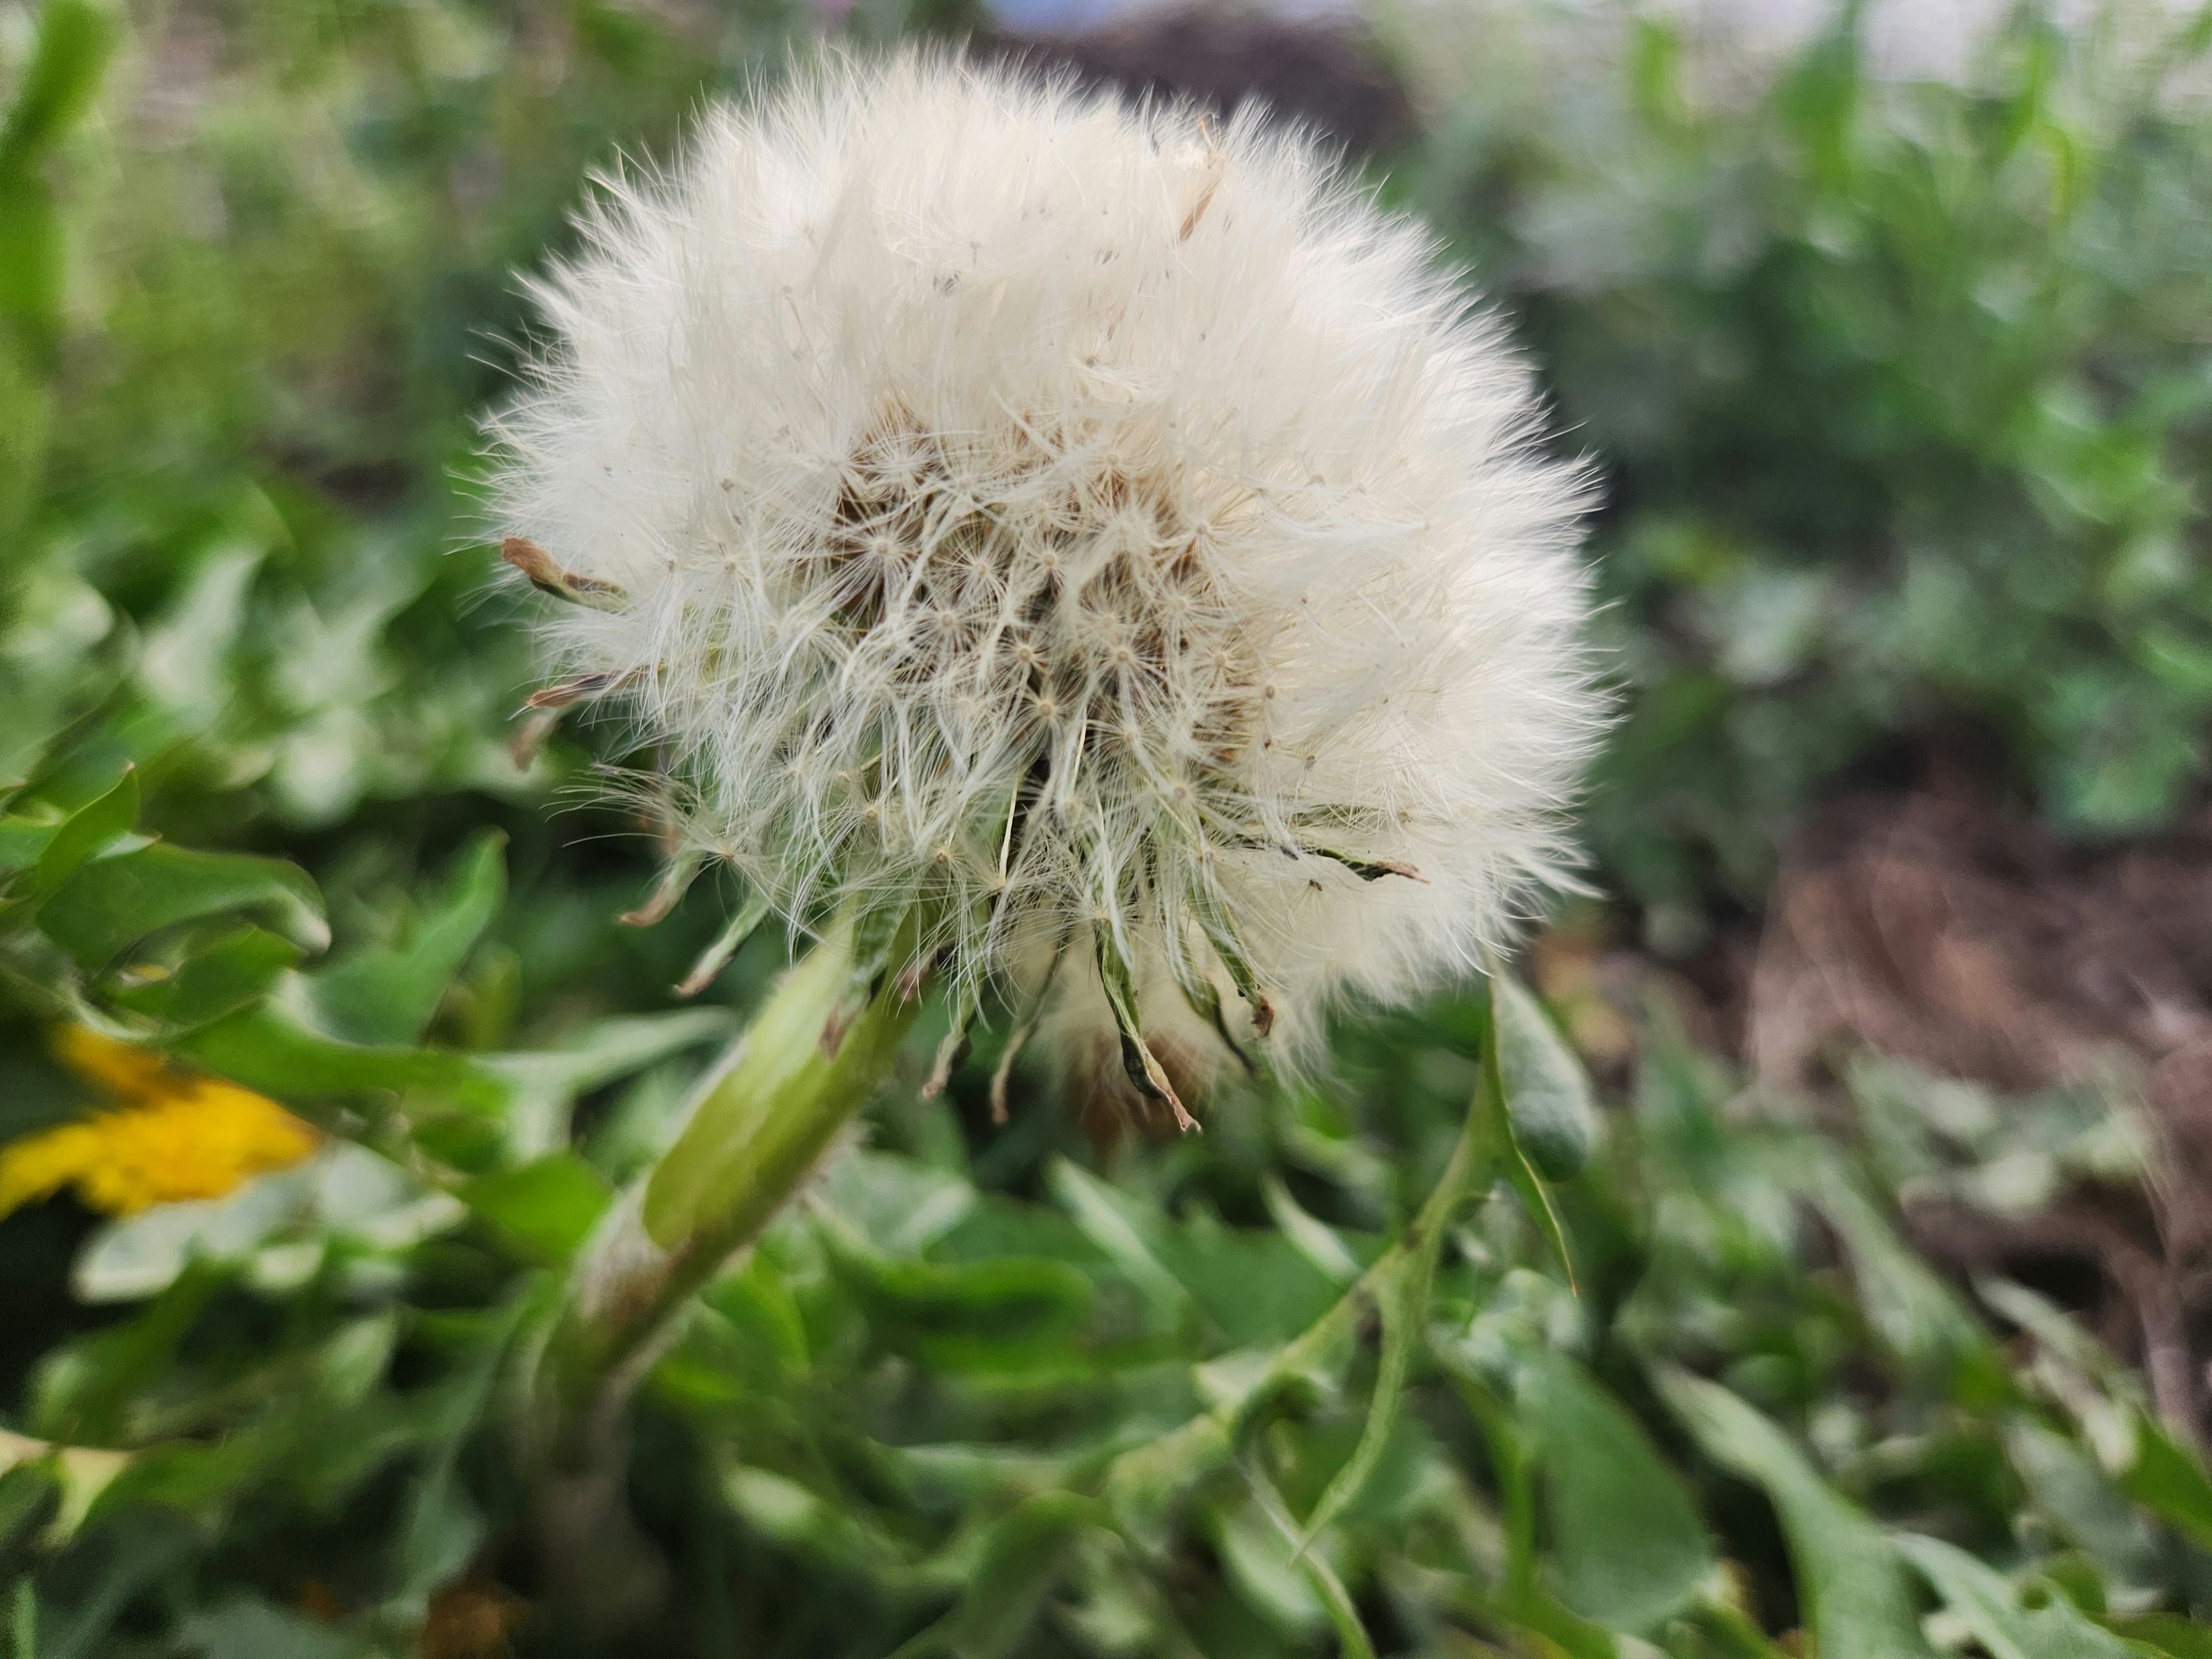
[1384,0,2212,933]
[6,0,2212,1655]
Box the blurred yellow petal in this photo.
[0,1123,104,1219]
[0,1030,319,1218]
[49,1026,174,1104]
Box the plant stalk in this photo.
[535,915,924,1468]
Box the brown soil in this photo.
[1742,788,2212,1438]
[984,7,1415,155]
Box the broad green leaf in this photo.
[0,1465,48,1560]
[32,1266,219,1442]
[396,1461,482,1608]
[2006,1419,2157,1584]
[31,764,135,893]
[457,1153,613,1262]
[1896,1533,2133,1659]
[483,1006,733,1158]
[1659,1371,1934,1659]
[1524,1353,1714,1633]
[1260,1173,1361,1286]
[6,1570,31,1657]
[699,1251,811,1383]
[1493,970,1601,1181]
[175,1002,497,1109]
[108,926,304,1031]
[305,830,506,1045]
[818,1215,1094,1338]
[817,1150,976,1256]
[1046,1157,1189,1319]
[1155,1215,1349,1350]
[0,815,58,875]
[31,1513,195,1659]
[1806,1166,1988,1373]
[40,843,328,969]
[1504,1589,1629,1659]
[2120,1413,2212,1552]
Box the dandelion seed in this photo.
[489,51,1601,1109]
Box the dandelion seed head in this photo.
[491,50,1602,1071]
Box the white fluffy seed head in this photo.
[491,50,1601,1077]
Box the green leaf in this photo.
[0,815,58,876]
[107,926,304,1030]
[1246,1471,1375,1659]
[31,764,135,894]
[2006,1418,2156,1584]
[0,0,119,176]
[2120,1412,2212,1552]
[722,1465,918,1585]
[889,1497,1090,1659]
[7,1577,31,1659]
[393,1293,538,1603]
[2111,1613,2212,1658]
[1259,1174,1361,1286]
[1296,1248,1423,1551]
[819,1219,1093,1340]
[1659,1370,1934,1659]
[173,1597,360,1659]
[699,1252,811,1384]
[305,830,505,1044]
[175,1002,497,1109]
[1806,1165,1990,1373]
[39,843,328,969]
[33,1266,219,1442]
[1046,1157,1189,1320]
[1479,1002,1575,1286]
[31,1513,195,1659]
[1896,1533,2133,1659]
[1492,970,1601,1181]
[1524,1353,1714,1633]
[484,1007,733,1159]
[458,1152,614,1262]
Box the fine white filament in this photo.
[492,51,1600,1074]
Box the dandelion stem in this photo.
[535,913,924,1468]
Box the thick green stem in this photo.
[536,917,923,1466]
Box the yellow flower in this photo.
[0,1029,319,1219]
